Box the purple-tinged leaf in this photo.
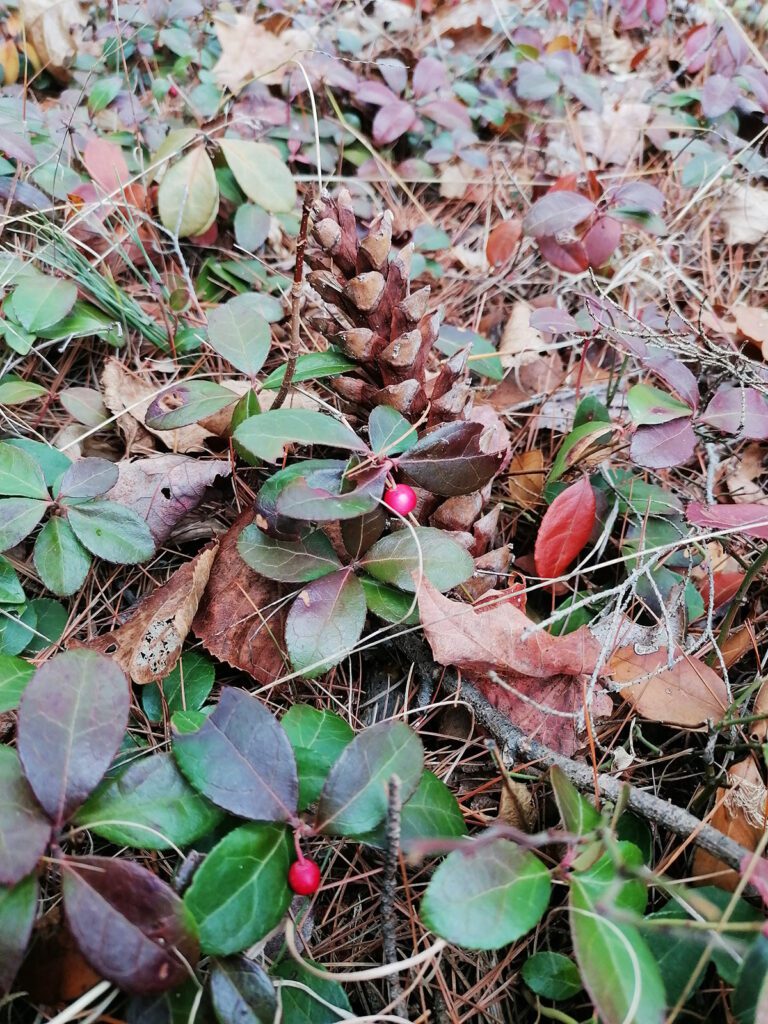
[316,721,423,835]
[173,687,298,821]
[701,385,768,439]
[17,650,130,826]
[523,192,596,238]
[701,74,741,118]
[538,235,590,273]
[285,569,367,678]
[561,72,603,113]
[687,502,768,540]
[0,874,37,996]
[529,307,581,334]
[583,215,621,268]
[61,856,199,994]
[0,497,47,551]
[419,99,472,130]
[237,525,341,582]
[398,422,506,496]
[379,58,408,95]
[275,462,388,522]
[0,747,51,886]
[373,102,418,145]
[0,132,36,165]
[413,56,448,98]
[355,81,400,107]
[740,66,768,114]
[644,349,700,411]
[146,381,238,430]
[58,457,118,499]
[609,182,665,214]
[630,419,696,469]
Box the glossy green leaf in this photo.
[158,146,219,237]
[238,525,341,582]
[0,442,48,499]
[316,721,423,835]
[0,874,38,996]
[548,421,615,484]
[356,770,466,847]
[145,380,239,430]
[569,871,665,1024]
[0,745,51,886]
[173,687,298,822]
[234,409,367,464]
[76,752,224,850]
[643,904,707,1004]
[361,526,473,593]
[627,384,692,426]
[0,556,24,604]
[211,957,277,1024]
[421,838,551,950]
[21,597,67,654]
[219,139,296,213]
[732,934,768,1024]
[206,293,271,376]
[4,439,71,489]
[33,518,91,596]
[66,501,155,563]
[0,605,36,656]
[275,462,387,523]
[360,575,419,625]
[17,649,131,825]
[234,204,271,251]
[368,406,418,455]
[0,653,34,712]
[436,325,504,380]
[281,705,354,809]
[58,457,118,499]
[550,767,601,835]
[0,498,47,551]
[261,350,356,390]
[184,823,292,955]
[142,651,215,722]
[0,376,46,405]
[272,959,352,1024]
[11,276,77,332]
[285,569,367,678]
[522,952,583,1000]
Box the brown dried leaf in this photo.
[211,13,313,94]
[498,781,535,832]
[609,646,729,727]
[750,678,768,743]
[105,455,231,544]
[19,0,86,80]
[724,445,768,504]
[720,185,768,246]
[733,304,768,354]
[192,509,288,685]
[693,758,766,890]
[81,545,217,684]
[499,301,544,368]
[508,449,545,508]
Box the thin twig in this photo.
[271,190,313,410]
[382,775,405,1017]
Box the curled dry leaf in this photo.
[498,781,536,832]
[105,455,231,544]
[81,544,217,684]
[192,509,288,685]
[693,757,767,891]
[608,646,729,728]
[19,0,86,80]
[212,12,313,94]
[507,450,545,509]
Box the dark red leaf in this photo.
[486,220,522,266]
[173,687,298,821]
[701,385,768,439]
[686,502,768,540]
[583,215,621,268]
[522,191,596,237]
[61,856,199,994]
[373,102,418,145]
[419,98,472,130]
[355,81,400,107]
[0,748,51,886]
[17,651,130,826]
[630,418,696,469]
[534,478,596,579]
[398,422,506,497]
[699,571,745,611]
[537,234,590,273]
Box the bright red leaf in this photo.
[534,477,596,579]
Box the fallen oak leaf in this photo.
[104,455,231,544]
[211,12,313,94]
[192,508,288,685]
[79,544,217,684]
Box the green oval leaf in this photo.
[285,569,367,678]
[11,275,77,332]
[0,498,47,551]
[261,351,356,390]
[316,721,424,836]
[238,525,341,583]
[66,501,155,563]
[141,651,215,722]
[355,769,466,848]
[275,462,387,523]
[420,838,551,950]
[627,383,692,426]
[158,146,219,237]
[76,752,224,850]
[0,555,24,603]
[211,957,277,1024]
[281,705,355,810]
[360,575,419,625]
[207,293,271,376]
[550,766,601,836]
[0,745,51,885]
[0,377,47,405]
[173,687,298,822]
[0,874,38,996]
[0,653,34,712]
[219,139,296,213]
[184,823,292,955]
[234,409,367,464]
[272,958,352,1024]
[58,457,118,499]
[368,406,418,455]
[17,649,131,825]
[145,381,239,430]
[33,518,91,596]
[522,952,583,1000]
[0,442,48,499]
[361,526,473,593]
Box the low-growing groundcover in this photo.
[0,0,768,1021]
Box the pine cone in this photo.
[306,188,471,423]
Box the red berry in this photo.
[288,858,321,896]
[168,84,179,97]
[383,483,417,516]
